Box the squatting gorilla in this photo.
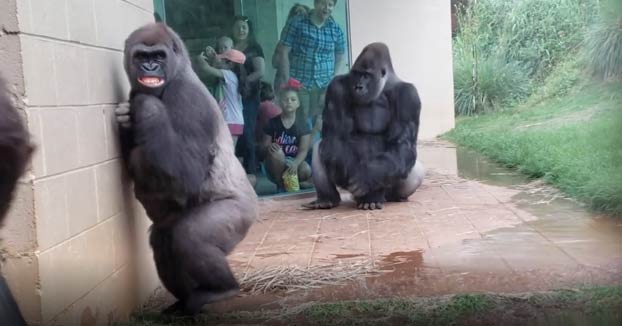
[0,75,32,325]
[304,42,425,210]
[116,23,257,315]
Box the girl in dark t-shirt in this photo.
[260,81,312,190]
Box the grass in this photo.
[121,287,622,325]
[444,82,622,216]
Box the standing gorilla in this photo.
[115,23,257,315]
[0,75,32,326]
[304,42,425,210]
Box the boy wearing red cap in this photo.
[197,46,247,145]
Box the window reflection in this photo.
[155,0,350,196]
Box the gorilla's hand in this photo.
[115,103,131,129]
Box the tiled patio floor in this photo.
[162,141,622,312]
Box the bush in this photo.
[583,1,622,81]
[454,54,531,115]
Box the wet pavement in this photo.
[165,141,622,313]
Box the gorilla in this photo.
[0,75,32,325]
[115,23,257,315]
[304,42,425,210]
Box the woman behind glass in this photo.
[232,16,265,180]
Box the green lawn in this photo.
[444,83,622,216]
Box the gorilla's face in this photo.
[124,24,183,96]
[349,68,386,104]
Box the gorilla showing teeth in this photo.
[116,23,257,315]
[304,42,425,210]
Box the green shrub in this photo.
[583,1,622,81]
[454,54,531,115]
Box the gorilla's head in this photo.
[349,42,395,104]
[124,23,189,96]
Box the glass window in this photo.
[155,0,351,197]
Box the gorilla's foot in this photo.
[356,201,385,210]
[161,301,185,315]
[302,199,340,209]
[355,190,386,210]
[183,288,240,315]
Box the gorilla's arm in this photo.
[355,83,420,190]
[131,94,209,196]
[319,77,356,173]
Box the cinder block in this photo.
[27,109,46,177]
[103,105,122,159]
[93,0,122,50]
[20,35,57,106]
[39,220,115,322]
[66,0,97,45]
[65,168,98,236]
[0,182,36,254]
[125,0,155,12]
[76,106,107,166]
[29,0,69,40]
[38,108,79,175]
[49,266,135,326]
[0,255,42,325]
[54,43,91,106]
[38,236,87,321]
[87,49,129,104]
[95,160,124,221]
[109,213,131,270]
[82,218,116,284]
[120,0,154,38]
[16,0,34,33]
[34,175,69,251]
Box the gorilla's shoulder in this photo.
[327,75,349,93]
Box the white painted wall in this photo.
[348,0,455,139]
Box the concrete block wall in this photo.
[0,0,161,325]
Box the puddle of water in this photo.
[456,147,530,187]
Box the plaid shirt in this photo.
[281,14,345,89]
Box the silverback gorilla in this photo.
[0,75,32,325]
[304,42,425,210]
[116,23,257,315]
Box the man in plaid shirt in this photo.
[276,0,346,136]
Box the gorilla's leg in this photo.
[302,141,341,209]
[386,160,425,202]
[182,245,240,315]
[171,199,250,315]
[150,228,193,315]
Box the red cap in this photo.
[216,49,246,64]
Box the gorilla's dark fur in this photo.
[305,42,424,210]
[0,76,32,325]
[117,23,257,315]
[0,78,33,220]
